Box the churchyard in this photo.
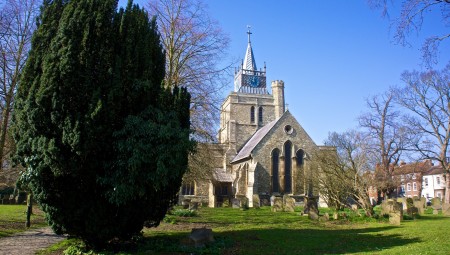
[1,201,448,255]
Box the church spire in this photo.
[243,25,257,71]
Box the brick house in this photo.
[392,160,433,198]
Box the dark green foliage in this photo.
[13,0,192,248]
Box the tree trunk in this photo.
[26,193,32,228]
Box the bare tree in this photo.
[0,0,40,171]
[316,131,374,216]
[395,63,450,203]
[359,91,415,199]
[147,0,232,141]
[368,0,450,66]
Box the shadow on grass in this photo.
[137,224,419,255]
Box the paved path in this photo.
[0,227,66,255]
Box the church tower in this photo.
[218,27,286,155]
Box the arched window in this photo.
[250,106,255,123]
[296,149,304,166]
[271,148,280,193]
[284,141,292,193]
[258,107,263,123]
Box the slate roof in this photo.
[212,168,234,182]
[230,116,281,164]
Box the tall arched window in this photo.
[284,141,292,193]
[296,149,304,166]
[250,106,255,123]
[258,107,263,123]
[271,148,280,193]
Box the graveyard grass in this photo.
[38,206,449,255]
[0,205,47,237]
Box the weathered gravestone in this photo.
[232,198,240,208]
[321,212,330,221]
[189,228,214,248]
[413,200,425,215]
[442,203,450,216]
[189,202,199,211]
[420,197,426,208]
[272,197,283,212]
[304,197,319,220]
[270,195,276,206]
[351,204,358,211]
[284,197,296,212]
[309,209,319,220]
[252,194,260,209]
[406,198,414,210]
[406,206,419,218]
[388,201,403,225]
[239,196,249,210]
[431,197,442,210]
[333,212,339,220]
[396,198,406,212]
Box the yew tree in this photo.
[13,0,192,248]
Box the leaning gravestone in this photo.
[284,197,296,212]
[272,197,283,212]
[252,194,260,209]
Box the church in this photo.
[180,29,331,207]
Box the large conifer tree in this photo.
[13,0,192,247]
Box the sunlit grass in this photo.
[0,205,47,238]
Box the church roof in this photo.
[212,168,234,182]
[243,28,257,71]
[230,114,282,164]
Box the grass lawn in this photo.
[41,206,450,255]
[0,204,47,238]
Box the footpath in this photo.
[0,227,65,255]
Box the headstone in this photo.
[272,197,283,212]
[333,212,339,220]
[351,204,358,211]
[260,196,270,206]
[442,203,450,216]
[431,197,441,207]
[284,197,296,212]
[239,197,249,210]
[303,197,318,215]
[252,194,260,208]
[322,212,330,221]
[406,206,419,218]
[412,196,419,201]
[420,197,426,208]
[388,202,403,225]
[270,195,276,206]
[433,209,439,215]
[232,198,240,208]
[189,202,199,211]
[308,210,319,220]
[222,199,230,207]
[406,198,414,210]
[413,200,425,214]
[396,198,406,211]
[189,228,214,248]
[182,199,190,209]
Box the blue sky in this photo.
[119,0,450,144]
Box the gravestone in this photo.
[239,196,249,210]
[333,212,339,220]
[396,198,406,211]
[272,197,283,212]
[182,199,190,209]
[442,203,450,216]
[308,210,319,220]
[270,195,276,206]
[351,204,358,211]
[189,228,214,248]
[406,206,419,218]
[420,197,426,208]
[284,197,296,212]
[252,194,260,209]
[433,209,439,215]
[232,198,240,208]
[406,198,414,210]
[413,200,425,214]
[303,197,318,215]
[431,197,441,208]
[322,212,330,221]
[389,202,403,225]
[189,202,199,211]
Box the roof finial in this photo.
[247,25,252,43]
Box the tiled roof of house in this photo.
[393,160,433,175]
[423,165,445,176]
